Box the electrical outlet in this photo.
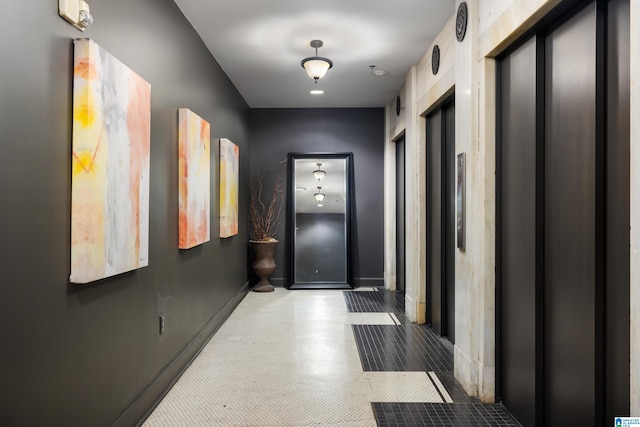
[159,314,165,335]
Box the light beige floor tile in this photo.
[346,312,396,325]
[366,371,444,402]
[143,288,437,427]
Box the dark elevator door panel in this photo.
[427,111,443,334]
[498,36,537,427]
[544,4,597,425]
[396,136,406,293]
[443,103,455,344]
[426,103,455,343]
[605,0,630,419]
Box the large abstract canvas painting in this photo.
[219,138,239,238]
[178,108,210,249]
[70,39,151,284]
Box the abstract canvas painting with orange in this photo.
[220,138,239,238]
[70,39,151,284]
[178,108,210,249]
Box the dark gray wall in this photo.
[0,1,250,426]
[249,108,384,287]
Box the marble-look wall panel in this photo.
[479,0,562,57]
[477,57,497,403]
[416,15,456,114]
[400,67,427,324]
[479,0,512,31]
[384,82,407,294]
[388,83,407,140]
[383,105,397,291]
[452,0,483,400]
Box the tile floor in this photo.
[142,288,520,426]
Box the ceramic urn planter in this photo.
[250,239,278,292]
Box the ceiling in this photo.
[173,0,454,108]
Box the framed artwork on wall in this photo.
[70,39,151,284]
[178,108,211,249]
[220,138,239,238]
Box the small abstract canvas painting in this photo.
[220,138,239,238]
[178,108,211,249]
[70,39,151,284]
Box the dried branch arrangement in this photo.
[249,167,284,241]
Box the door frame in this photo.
[396,136,406,294]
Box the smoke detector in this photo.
[369,65,388,77]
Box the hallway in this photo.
[142,289,519,426]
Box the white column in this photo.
[477,57,496,402]
[453,0,483,399]
[403,66,427,324]
[383,105,397,291]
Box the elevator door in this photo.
[442,102,455,344]
[396,136,405,293]
[497,1,630,425]
[426,100,455,343]
[427,110,443,335]
[604,0,630,420]
[498,35,538,427]
[544,6,597,423]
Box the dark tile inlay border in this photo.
[372,403,522,427]
[344,289,407,323]
[352,324,454,372]
[432,371,476,403]
[345,290,521,425]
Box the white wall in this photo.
[385,0,638,407]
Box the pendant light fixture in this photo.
[314,186,325,202]
[301,40,333,83]
[313,163,326,181]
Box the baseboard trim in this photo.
[478,362,496,403]
[268,277,384,288]
[112,281,250,427]
[289,283,352,290]
[354,277,384,287]
[405,293,418,323]
[269,277,286,287]
[454,344,479,398]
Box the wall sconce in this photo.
[59,0,94,31]
[301,40,333,83]
[313,163,326,181]
[314,187,325,202]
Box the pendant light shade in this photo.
[313,163,326,181]
[301,40,333,83]
[314,187,325,202]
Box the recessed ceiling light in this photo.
[310,89,324,95]
[372,69,388,77]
